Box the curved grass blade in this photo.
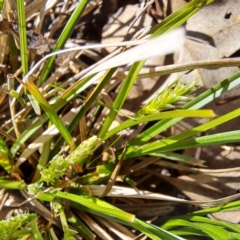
[161,219,232,240]
[193,200,240,215]
[19,77,75,151]
[170,228,207,237]
[189,222,233,240]
[126,106,240,157]
[132,219,185,240]
[10,72,97,157]
[138,130,240,155]
[104,109,215,140]
[182,216,240,235]
[71,201,179,240]
[46,191,184,240]
[54,191,135,223]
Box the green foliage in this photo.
[138,78,199,115]
[0,136,12,173]
[160,205,240,239]
[16,0,28,75]
[0,213,36,240]
[5,0,240,239]
[28,136,103,195]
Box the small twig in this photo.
[127,0,154,34]
[118,58,240,79]
[100,143,127,197]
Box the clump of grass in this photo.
[2,0,240,239]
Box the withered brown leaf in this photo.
[0,18,55,55]
[27,30,55,56]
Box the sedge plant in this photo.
[2,0,240,239]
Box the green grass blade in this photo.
[32,136,51,182]
[70,200,182,240]
[54,191,135,222]
[22,79,75,151]
[16,0,41,115]
[149,152,203,164]
[139,130,240,154]
[133,219,186,240]
[16,0,28,75]
[163,106,240,143]
[68,213,94,240]
[149,0,214,38]
[170,228,207,237]
[46,191,185,240]
[98,61,145,138]
[49,68,116,159]
[128,108,240,157]
[126,106,240,157]
[190,222,232,240]
[10,73,97,157]
[0,180,26,190]
[161,219,196,230]
[0,136,12,173]
[193,200,240,215]
[30,218,44,240]
[10,72,97,157]
[38,0,88,84]
[161,218,231,240]
[229,233,240,239]
[104,109,215,140]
